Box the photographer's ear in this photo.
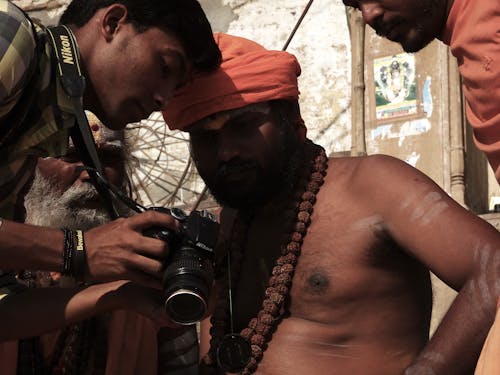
[101,4,128,41]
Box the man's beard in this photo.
[200,129,304,211]
[401,1,442,53]
[24,170,121,230]
[399,23,433,53]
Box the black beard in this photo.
[206,159,283,210]
[202,134,304,211]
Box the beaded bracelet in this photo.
[61,228,74,276]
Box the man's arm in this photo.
[0,280,173,341]
[358,154,500,375]
[0,210,178,289]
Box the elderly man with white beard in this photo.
[24,120,132,231]
[0,114,199,375]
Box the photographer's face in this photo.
[88,20,191,129]
[189,103,293,209]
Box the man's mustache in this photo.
[62,183,100,204]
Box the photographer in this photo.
[0,0,221,300]
[0,118,199,374]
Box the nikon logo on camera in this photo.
[59,34,75,65]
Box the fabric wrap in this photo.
[163,32,301,130]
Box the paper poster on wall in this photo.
[374,53,417,121]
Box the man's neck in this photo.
[253,188,294,218]
[239,140,316,218]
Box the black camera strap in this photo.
[46,25,119,219]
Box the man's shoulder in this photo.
[325,154,424,196]
[0,1,39,107]
[327,154,409,181]
[0,1,38,48]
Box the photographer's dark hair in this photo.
[59,0,221,72]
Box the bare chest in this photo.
[228,209,424,330]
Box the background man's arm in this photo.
[0,280,173,341]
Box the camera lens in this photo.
[162,247,214,325]
[165,287,207,325]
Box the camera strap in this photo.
[46,25,119,219]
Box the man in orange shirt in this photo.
[343,0,500,182]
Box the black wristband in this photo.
[72,230,86,280]
[61,228,74,276]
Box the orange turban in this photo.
[162,33,302,131]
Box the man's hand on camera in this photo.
[84,210,180,289]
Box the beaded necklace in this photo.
[201,141,328,374]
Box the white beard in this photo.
[24,169,130,230]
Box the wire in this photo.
[80,166,147,214]
[282,0,315,51]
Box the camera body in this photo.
[144,207,219,325]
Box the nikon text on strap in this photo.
[46,25,119,219]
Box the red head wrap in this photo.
[162,33,303,132]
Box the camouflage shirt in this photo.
[0,1,77,298]
[0,0,76,220]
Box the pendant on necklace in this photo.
[217,333,252,373]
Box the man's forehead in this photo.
[193,102,271,131]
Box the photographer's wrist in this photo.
[60,228,87,280]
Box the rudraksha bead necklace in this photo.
[201,141,328,374]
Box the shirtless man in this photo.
[162,33,500,374]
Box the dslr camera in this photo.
[144,207,219,325]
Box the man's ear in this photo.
[100,4,128,42]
